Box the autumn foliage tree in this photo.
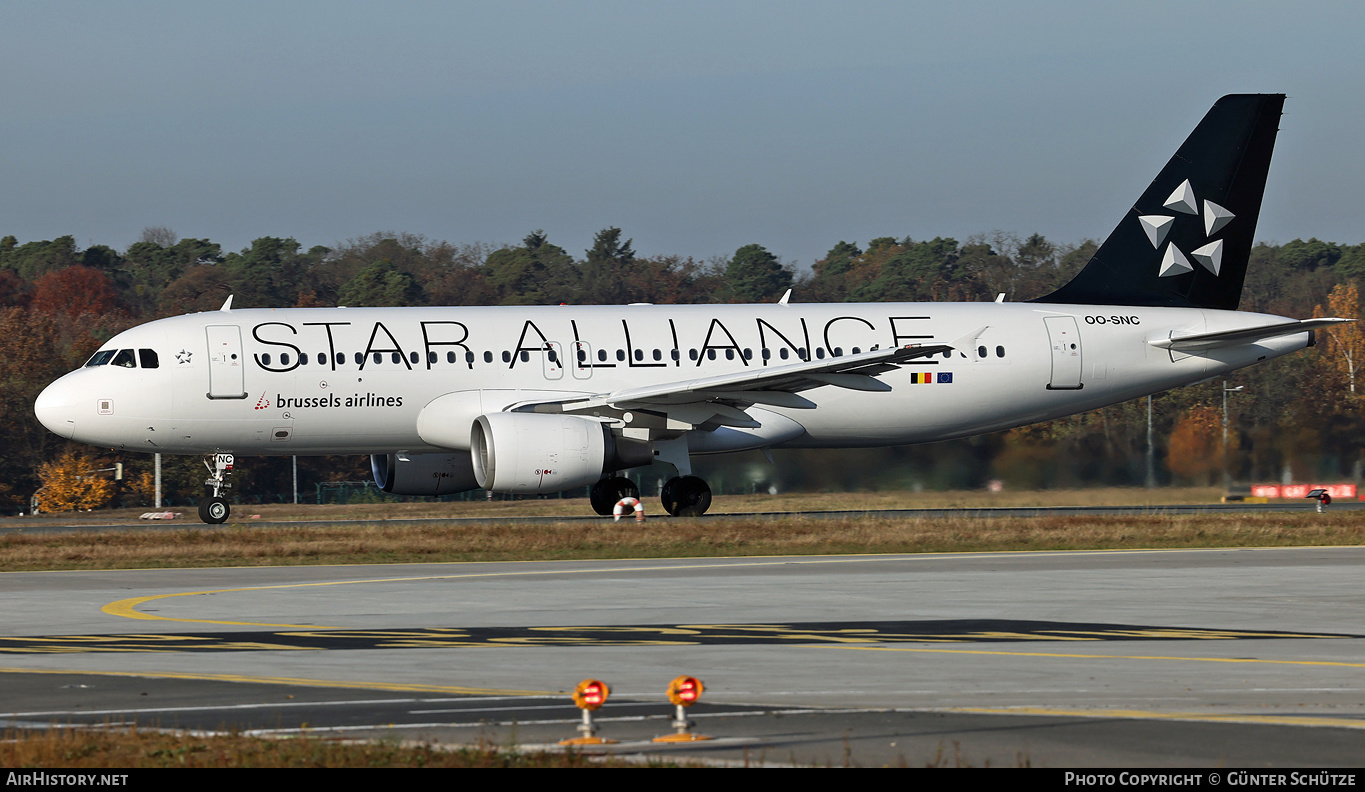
[34,447,115,512]
[30,266,124,316]
[1316,281,1365,396]
[1166,405,1223,485]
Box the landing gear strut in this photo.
[199,453,234,524]
[661,475,712,517]
[590,476,639,516]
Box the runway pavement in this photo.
[1,547,1363,766]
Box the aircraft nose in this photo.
[34,377,78,439]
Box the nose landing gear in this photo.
[199,453,234,524]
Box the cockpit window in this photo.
[111,349,136,368]
[85,350,117,367]
[138,349,159,369]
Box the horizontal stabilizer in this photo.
[1149,318,1352,351]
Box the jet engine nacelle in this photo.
[471,412,651,494]
[371,452,479,496]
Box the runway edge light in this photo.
[654,675,712,742]
[561,679,617,746]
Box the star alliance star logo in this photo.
[176,349,193,364]
[1138,178,1234,278]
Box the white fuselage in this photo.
[35,301,1308,459]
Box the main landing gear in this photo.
[592,474,713,518]
[590,476,639,516]
[199,453,234,524]
[661,475,711,517]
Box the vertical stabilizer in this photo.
[1036,94,1284,310]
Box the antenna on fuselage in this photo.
[219,295,234,312]
[778,289,792,305]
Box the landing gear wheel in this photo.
[199,496,230,524]
[590,476,639,516]
[661,475,712,517]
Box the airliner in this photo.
[34,94,1347,523]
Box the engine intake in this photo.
[471,412,651,494]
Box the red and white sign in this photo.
[1252,483,1356,499]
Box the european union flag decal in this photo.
[937,372,953,384]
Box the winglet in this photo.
[778,289,792,305]
[219,295,234,312]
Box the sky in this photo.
[4,1,1364,269]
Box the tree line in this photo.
[2,227,1362,510]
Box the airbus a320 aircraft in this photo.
[35,94,1348,523]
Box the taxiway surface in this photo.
[2,547,1363,766]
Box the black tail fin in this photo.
[1035,93,1284,310]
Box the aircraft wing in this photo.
[523,344,952,428]
[1149,318,1352,351]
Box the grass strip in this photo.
[2,511,1362,572]
[0,726,672,768]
